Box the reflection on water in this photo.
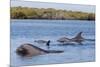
[11,20,95,66]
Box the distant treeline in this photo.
[11,6,95,20]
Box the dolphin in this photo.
[16,43,64,57]
[57,32,88,45]
[34,40,48,43]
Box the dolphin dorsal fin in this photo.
[72,32,84,40]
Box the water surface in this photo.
[11,20,95,66]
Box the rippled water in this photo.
[11,20,95,66]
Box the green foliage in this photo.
[11,6,95,20]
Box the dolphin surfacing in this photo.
[57,32,84,44]
[16,43,63,57]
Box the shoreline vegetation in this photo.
[11,6,95,20]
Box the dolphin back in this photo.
[16,43,64,57]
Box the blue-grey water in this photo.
[11,20,95,66]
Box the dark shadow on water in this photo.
[57,43,83,46]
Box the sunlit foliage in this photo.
[11,6,95,20]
